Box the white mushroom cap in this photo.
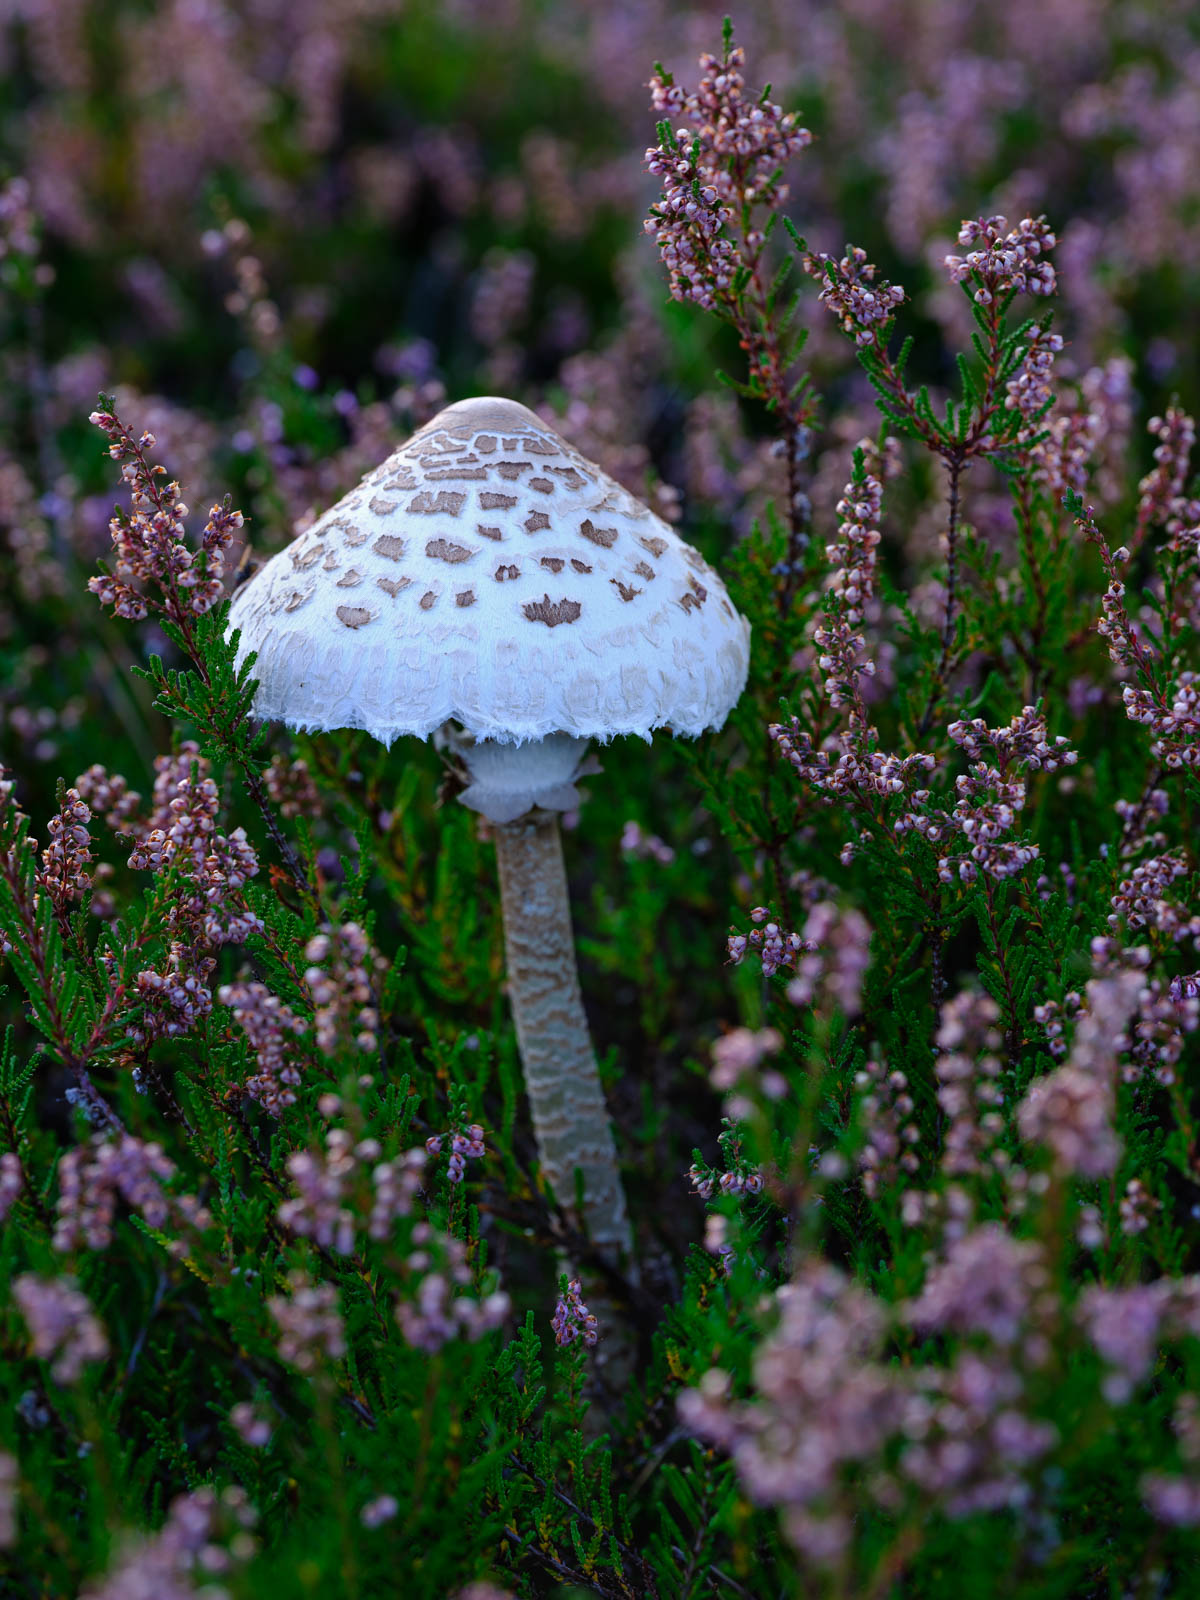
[228,396,750,746]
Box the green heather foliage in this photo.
[4,6,1200,1597]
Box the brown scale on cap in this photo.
[456,590,477,608]
[336,605,373,629]
[335,570,364,588]
[524,512,551,532]
[409,490,467,516]
[523,595,581,627]
[425,538,475,564]
[374,535,406,561]
[580,519,617,548]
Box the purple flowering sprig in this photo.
[644,26,817,593]
[1072,493,1200,774]
[688,1121,767,1202]
[88,396,243,642]
[85,398,311,897]
[804,218,1061,733]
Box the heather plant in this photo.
[3,5,1200,1598]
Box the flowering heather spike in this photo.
[269,1273,346,1372]
[944,214,1058,303]
[304,922,384,1055]
[905,1226,1046,1345]
[900,707,1075,885]
[802,247,905,347]
[813,470,884,724]
[1017,965,1145,1176]
[53,1132,208,1253]
[74,765,143,834]
[395,1229,510,1351]
[13,1273,109,1383]
[81,1486,256,1600]
[87,401,243,626]
[219,981,305,1112]
[263,755,321,819]
[0,1151,22,1222]
[1135,406,1195,547]
[551,1278,598,1348]
[644,41,811,313]
[36,788,93,914]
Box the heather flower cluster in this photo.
[13,1273,108,1384]
[220,981,306,1112]
[551,1278,598,1349]
[425,1123,486,1183]
[944,215,1058,304]
[304,922,383,1054]
[53,1132,209,1253]
[900,708,1076,885]
[803,246,906,348]
[644,42,810,313]
[87,403,243,626]
[395,1227,510,1352]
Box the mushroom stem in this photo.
[492,809,632,1261]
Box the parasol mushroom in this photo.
[228,396,750,1269]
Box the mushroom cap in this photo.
[227,396,751,746]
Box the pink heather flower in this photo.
[680,1263,899,1563]
[803,246,905,347]
[36,788,93,913]
[219,981,306,1113]
[551,1278,598,1348]
[360,1495,399,1529]
[0,1152,22,1223]
[856,1059,921,1198]
[74,764,143,832]
[1119,1178,1161,1237]
[644,42,811,314]
[905,1226,1046,1346]
[264,755,320,819]
[13,1273,109,1383]
[268,1274,345,1372]
[710,1028,783,1092]
[785,901,873,1017]
[396,1230,510,1352]
[54,1132,207,1253]
[80,1486,256,1600]
[425,1123,486,1184]
[87,404,243,625]
[1004,327,1064,433]
[944,215,1057,303]
[934,990,1006,1183]
[1136,406,1195,547]
[304,923,384,1055]
[813,471,884,725]
[1078,1283,1168,1402]
[1017,965,1144,1177]
[620,819,676,864]
[901,707,1075,885]
[229,1402,271,1448]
